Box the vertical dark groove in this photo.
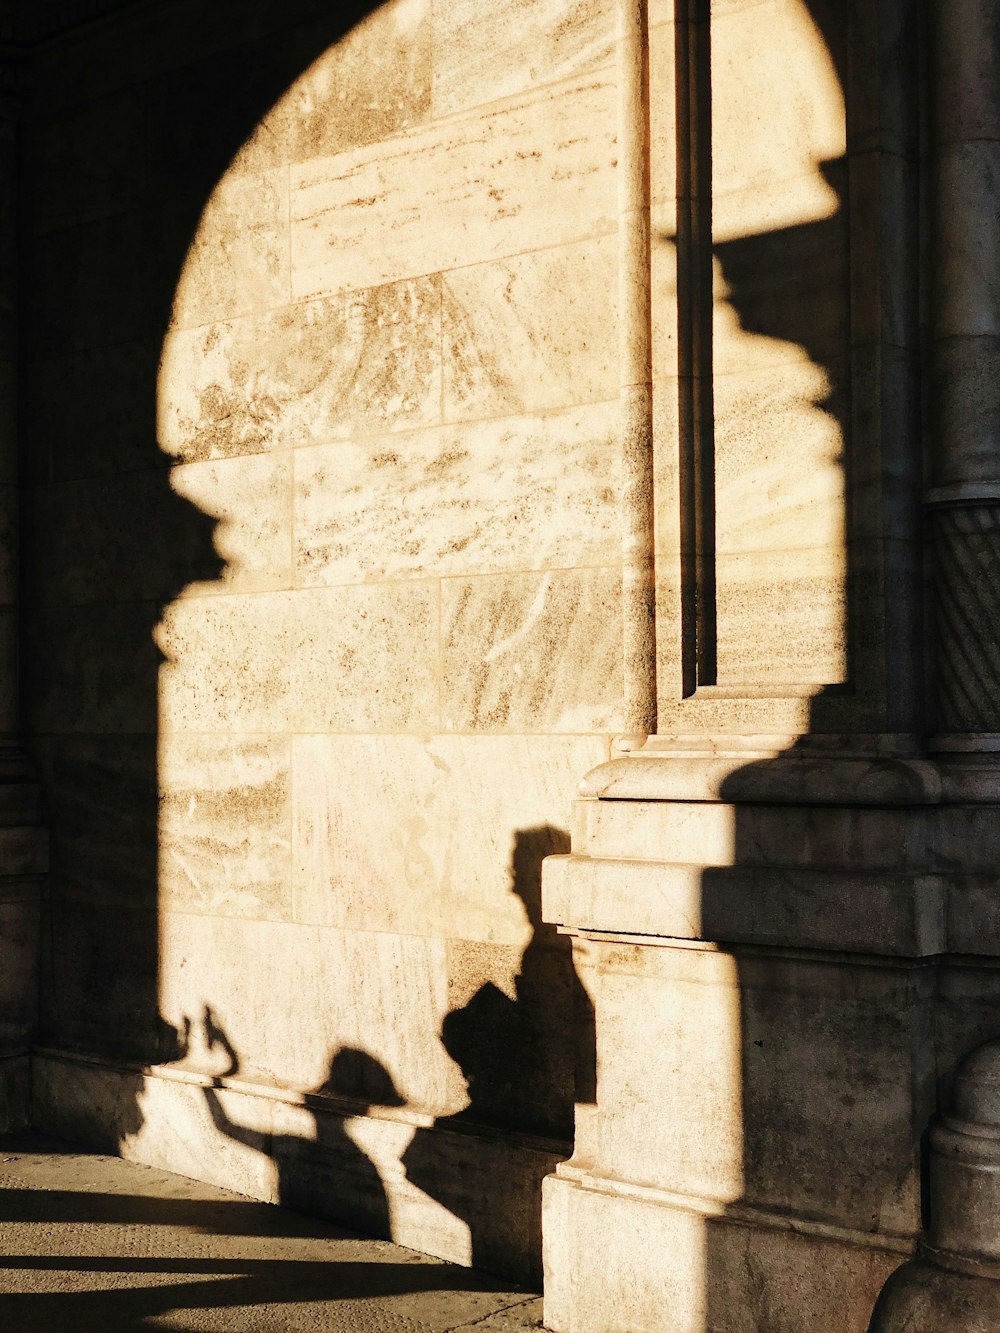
[675,0,715,696]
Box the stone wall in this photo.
[15,0,949,1322]
[21,0,627,1282]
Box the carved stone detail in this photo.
[870,1041,1000,1330]
[932,503,1000,736]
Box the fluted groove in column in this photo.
[617,0,656,744]
[673,0,714,699]
[932,504,1000,734]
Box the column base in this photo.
[869,1257,1000,1332]
[539,746,1000,1332]
[544,1168,905,1333]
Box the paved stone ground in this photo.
[0,1133,544,1332]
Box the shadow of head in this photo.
[713,159,846,353]
[314,1047,406,1112]
[509,824,570,931]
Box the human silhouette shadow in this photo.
[402,824,594,1282]
[199,1006,403,1241]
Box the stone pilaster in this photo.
[927,0,1000,749]
[540,1,936,1328]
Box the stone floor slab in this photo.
[0,1133,543,1332]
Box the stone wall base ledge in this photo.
[30,1049,564,1285]
[542,1169,909,1333]
[582,752,943,806]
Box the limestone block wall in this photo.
[21,0,631,1281]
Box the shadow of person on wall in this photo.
[201,1006,404,1240]
[402,824,594,1282]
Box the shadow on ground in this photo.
[0,1133,543,1333]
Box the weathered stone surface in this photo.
[159,276,445,461]
[441,568,624,733]
[13,1,989,1330]
[290,72,617,299]
[431,0,614,118]
[292,733,604,943]
[442,238,618,422]
[293,407,619,586]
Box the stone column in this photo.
[927,0,1000,748]
[869,1042,1000,1330]
[540,2,934,1329]
[863,9,1000,1327]
[0,10,48,1131]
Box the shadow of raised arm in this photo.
[199,1005,269,1156]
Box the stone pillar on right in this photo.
[927,0,1000,749]
[870,1042,1000,1331]
[869,7,1000,1326]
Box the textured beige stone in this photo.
[441,568,624,733]
[239,0,433,171]
[712,361,844,544]
[293,406,620,586]
[592,942,743,1200]
[713,550,848,685]
[156,591,297,735]
[292,733,605,944]
[169,452,294,596]
[157,583,438,734]
[576,797,928,873]
[544,1173,709,1333]
[650,241,680,382]
[649,16,678,213]
[157,914,454,1114]
[431,0,614,118]
[171,169,290,329]
[158,276,444,462]
[158,734,292,920]
[711,0,845,239]
[442,237,618,422]
[14,2,957,1328]
[290,584,439,733]
[290,72,617,300]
